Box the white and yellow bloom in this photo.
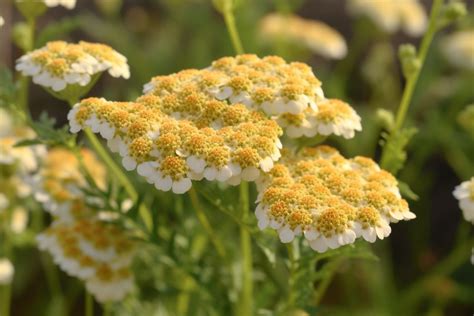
[30,147,106,222]
[348,0,427,36]
[0,258,14,285]
[259,13,347,59]
[453,177,474,223]
[441,30,474,71]
[255,146,415,252]
[37,219,136,302]
[16,41,129,93]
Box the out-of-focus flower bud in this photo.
[399,44,420,79]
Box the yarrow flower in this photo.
[259,13,347,59]
[254,146,415,252]
[37,219,136,302]
[348,0,427,36]
[30,147,106,222]
[441,30,474,71]
[143,55,361,139]
[16,41,129,94]
[453,178,474,224]
[0,258,14,285]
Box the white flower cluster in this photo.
[277,99,361,139]
[29,148,106,222]
[453,177,474,224]
[0,258,14,285]
[259,13,347,59]
[254,146,415,253]
[68,90,283,194]
[144,55,361,139]
[37,219,136,302]
[348,0,427,36]
[441,30,474,71]
[16,41,129,92]
[43,0,76,9]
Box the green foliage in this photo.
[14,112,75,148]
[0,66,16,108]
[36,17,82,47]
[380,127,418,175]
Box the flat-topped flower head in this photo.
[37,219,136,302]
[255,146,415,252]
[453,177,474,224]
[16,41,129,98]
[30,148,106,222]
[144,55,324,117]
[348,0,427,36]
[441,30,474,71]
[144,55,360,139]
[67,91,283,193]
[259,13,347,59]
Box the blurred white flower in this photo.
[11,207,28,234]
[441,30,474,71]
[259,13,347,59]
[41,0,76,9]
[0,258,14,285]
[0,16,4,28]
[16,41,129,93]
[348,0,427,36]
[453,177,474,223]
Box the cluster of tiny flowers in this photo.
[441,30,474,71]
[16,41,129,92]
[68,86,283,193]
[42,0,76,9]
[277,99,361,139]
[259,13,347,59]
[29,148,106,222]
[254,146,415,252]
[144,55,361,139]
[453,178,474,224]
[37,219,136,302]
[348,0,427,36]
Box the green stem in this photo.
[85,291,93,316]
[286,241,297,308]
[223,9,244,55]
[188,187,226,259]
[380,0,443,168]
[238,181,253,315]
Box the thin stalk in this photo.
[66,100,153,232]
[85,291,93,316]
[380,0,443,167]
[188,187,226,259]
[223,9,244,55]
[238,181,253,315]
[286,241,297,308]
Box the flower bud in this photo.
[398,44,420,79]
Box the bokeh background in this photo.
[1,0,473,315]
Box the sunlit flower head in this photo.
[143,55,361,139]
[255,146,415,252]
[11,207,28,234]
[348,0,427,36]
[259,13,347,59]
[441,30,474,71]
[37,219,136,302]
[0,258,14,285]
[16,41,129,93]
[30,147,106,222]
[453,177,474,223]
[68,90,283,193]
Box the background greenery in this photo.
[1,0,473,315]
